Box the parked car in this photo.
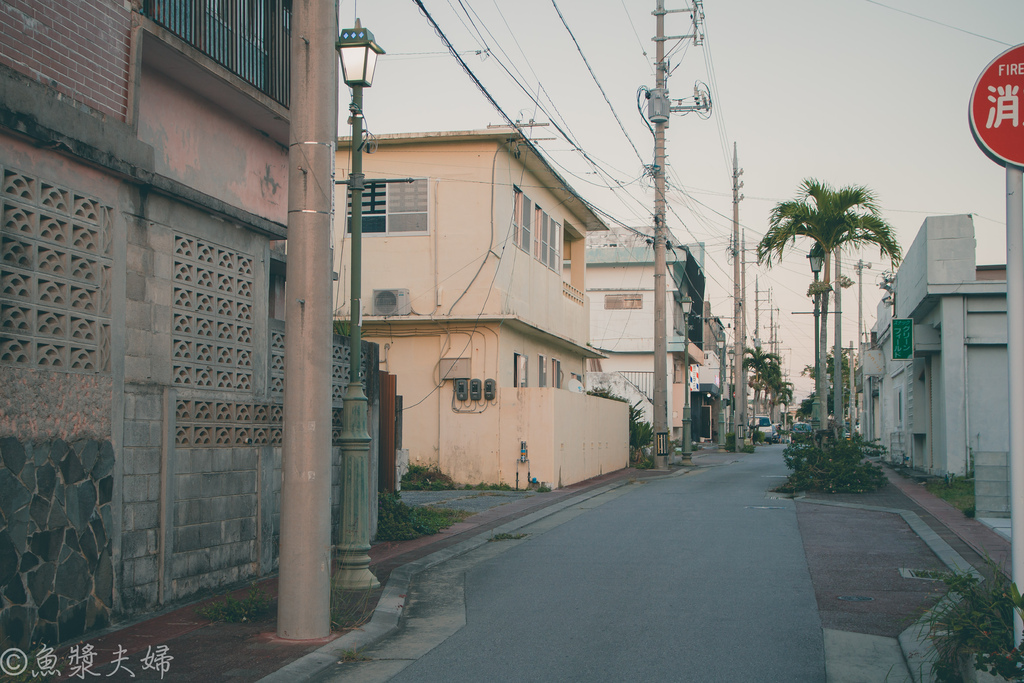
[752,415,778,443]
[791,422,812,442]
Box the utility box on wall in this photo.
[440,357,471,380]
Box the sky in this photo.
[337,0,1023,401]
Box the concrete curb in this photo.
[257,470,690,682]
[795,497,979,683]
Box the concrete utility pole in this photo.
[833,257,844,435]
[753,278,760,349]
[652,0,669,469]
[649,0,706,467]
[855,259,870,434]
[278,0,337,640]
[732,143,746,450]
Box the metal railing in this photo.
[142,0,290,107]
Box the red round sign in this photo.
[971,44,1024,168]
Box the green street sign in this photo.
[892,318,913,360]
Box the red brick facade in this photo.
[0,0,131,121]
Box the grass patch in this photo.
[926,476,976,517]
[536,485,551,493]
[400,464,458,491]
[197,582,271,623]
[463,482,515,491]
[489,533,527,542]
[338,649,371,663]
[376,492,472,541]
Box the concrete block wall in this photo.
[975,451,1010,518]
[118,384,165,611]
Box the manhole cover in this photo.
[837,595,874,602]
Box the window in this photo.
[547,220,561,271]
[538,354,547,387]
[538,209,547,261]
[551,358,562,389]
[514,352,528,387]
[347,178,428,234]
[605,293,643,310]
[516,193,532,252]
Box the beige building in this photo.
[334,129,628,488]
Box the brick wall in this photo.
[0,0,131,121]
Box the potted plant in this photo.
[925,562,1024,682]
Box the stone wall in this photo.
[0,438,115,649]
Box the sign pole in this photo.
[1008,164,1024,645]
[969,44,1024,642]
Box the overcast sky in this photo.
[337,0,1023,401]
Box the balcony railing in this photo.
[142,0,290,106]
[563,281,584,305]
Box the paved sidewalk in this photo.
[42,449,1011,682]
[48,463,680,681]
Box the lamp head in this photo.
[807,244,825,274]
[337,19,385,87]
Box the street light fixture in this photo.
[334,19,384,591]
[338,22,384,87]
[807,245,824,433]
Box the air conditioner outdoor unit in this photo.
[372,288,411,316]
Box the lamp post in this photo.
[680,295,692,463]
[334,20,384,591]
[807,247,824,433]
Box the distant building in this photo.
[867,214,1008,516]
[584,228,708,443]
[334,129,628,488]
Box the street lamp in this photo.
[334,19,384,591]
[807,246,824,433]
[680,295,693,463]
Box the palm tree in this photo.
[758,179,902,435]
[744,346,781,418]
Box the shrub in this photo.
[400,464,458,491]
[725,432,735,450]
[752,430,766,444]
[776,437,886,493]
[375,492,469,541]
[197,583,271,622]
[924,561,1024,682]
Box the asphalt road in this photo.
[314,448,826,682]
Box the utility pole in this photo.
[753,278,760,349]
[648,0,706,467]
[732,143,746,450]
[834,256,844,435]
[651,0,669,469]
[278,0,337,639]
[855,259,871,435]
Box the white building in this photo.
[866,214,1008,516]
[584,228,711,443]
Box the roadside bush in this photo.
[400,464,458,491]
[375,492,469,541]
[776,437,886,493]
[924,560,1024,682]
[752,430,766,444]
[725,432,735,450]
